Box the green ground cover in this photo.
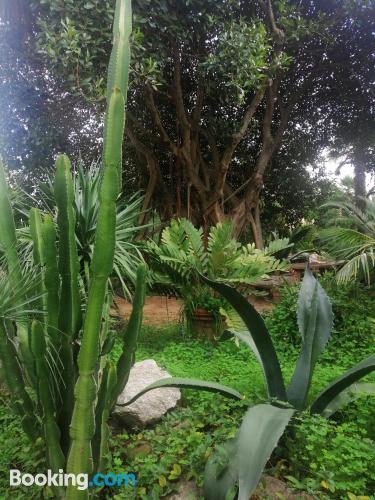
[1,277,374,499]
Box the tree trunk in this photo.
[251,201,264,249]
[231,194,263,248]
[354,159,366,211]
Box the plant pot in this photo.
[191,308,217,341]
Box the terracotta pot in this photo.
[191,308,217,341]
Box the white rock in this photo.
[113,359,181,429]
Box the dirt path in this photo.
[112,295,273,325]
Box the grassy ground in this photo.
[1,279,374,499]
[106,324,375,499]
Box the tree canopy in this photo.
[1,0,374,243]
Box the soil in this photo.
[112,295,182,324]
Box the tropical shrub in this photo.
[266,272,375,351]
[14,160,146,300]
[0,1,146,498]
[122,268,375,499]
[147,218,290,288]
[147,218,290,333]
[319,198,375,284]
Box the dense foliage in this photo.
[267,271,375,353]
[1,289,374,498]
[116,270,375,499]
[0,1,374,499]
[0,2,148,499]
[319,198,375,284]
[3,0,374,242]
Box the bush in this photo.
[285,413,375,498]
[0,392,44,498]
[266,272,375,356]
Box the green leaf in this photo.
[237,404,294,500]
[204,439,238,500]
[116,377,243,407]
[202,276,286,401]
[320,382,375,418]
[203,404,294,500]
[310,354,375,415]
[287,268,333,409]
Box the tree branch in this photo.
[144,83,178,155]
[173,44,190,130]
[215,87,266,197]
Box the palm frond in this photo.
[319,198,375,284]
[0,264,44,322]
[336,251,375,284]
[320,227,375,258]
[9,160,148,300]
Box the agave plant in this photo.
[0,1,146,499]
[122,268,375,499]
[319,198,375,284]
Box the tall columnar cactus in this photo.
[66,1,132,497]
[105,0,131,189]
[0,319,38,440]
[54,154,82,454]
[0,158,38,438]
[0,0,144,496]
[0,158,36,386]
[30,320,65,478]
[41,214,60,350]
[66,88,126,499]
[112,263,146,404]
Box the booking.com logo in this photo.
[10,469,137,491]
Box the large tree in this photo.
[314,0,375,210]
[5,0,375,244]
[0,0,101,187]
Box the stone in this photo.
[113,359,181,429]
[166,481,202,499]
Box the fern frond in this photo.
[264,238,293,256]
[208,221,239,275]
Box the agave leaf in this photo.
[310,354,375,415]
[287,268,333,409]
[202,275,286,401]
[204,404,294,500]
[204,438,239,500]
[237,404,294,500]
[116,377,243,407]
[320,382,375,418]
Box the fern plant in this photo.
[148,218,289,288]
[147,218,290,333]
